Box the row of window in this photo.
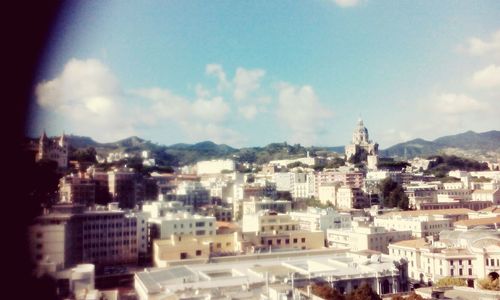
[261,237,306,245]
[486,258,500,267]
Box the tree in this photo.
[346,283,381,300]
[379,178,409,210]
[435,277,466,288]
[311,283,345,300]
[478,273,500,291]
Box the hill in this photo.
[32,129,499,166]
[381,130,500,160]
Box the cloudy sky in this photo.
[30,1,500,148]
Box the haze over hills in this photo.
[29,130,500,165]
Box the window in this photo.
[301,238,305,243]
[286,239,290,244]
[486,259,489,266]
[195,222,205,227]
[468,269,472,276]
[196,250,202,256]
[450,260,454,265]
[450,269,454,276]
[459,269,463,276]
[267,240,272,245]
[459,259,462,265]
[468,260,471,265]
[293,238,298,243]
[277,239,281,245]
[491,259,495,266]
[180,252,187,259]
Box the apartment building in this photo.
[29,203,148,270]
[241,211,324,251]
[59,172,96,206]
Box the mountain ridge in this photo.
[29,130,500,164]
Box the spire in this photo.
[40,129,47,140]
[59,131,67,147]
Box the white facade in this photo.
[327,221,412,254]
[374,215,453,238]
[336,186,365,209]
[196,159,235,175]
[389,229,500,286]
[289,207,351,233]
[134,249,408,300]
[318,183,339,205]
[148,212,216,239]
[242,199,291,215]
[142,200,192,218]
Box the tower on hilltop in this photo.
[345,119,379,168]
[36,130,69,168]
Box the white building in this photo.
[141,199,192,218]
[148,212,216,239]
[472,189,500,204]
[318,183,340,205]
[134,248,409,300]
[196,159,235,175]
[327,221,412,254]
[389,229,500,287]
[336,186,366,209]
[374,210,466,238]
[242,198,292,215]
[289,207,351,234]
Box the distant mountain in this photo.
[381,130,500,159]
[35,129,499,166]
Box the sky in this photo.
[29,0,500,149]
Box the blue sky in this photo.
[30,0,500,148]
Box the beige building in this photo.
[59,172,96,205]
[241,211,325,251]
[153,232,241,267]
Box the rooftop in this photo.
[454,216,500,228]
[383,208,473,218]
[390,238,428,249]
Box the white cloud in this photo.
[233,68,266,101]
[333,0,360,8]
[133,87,240,144]
[35,58,135,141]
[431,93,489,114]
[276,82,333,145]
[206,64,229,91]
[460,29,500,56]
[133,88,231,124]
[238,105,258,120]
[470,64,500,88]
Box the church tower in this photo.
[345,119,379,167]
